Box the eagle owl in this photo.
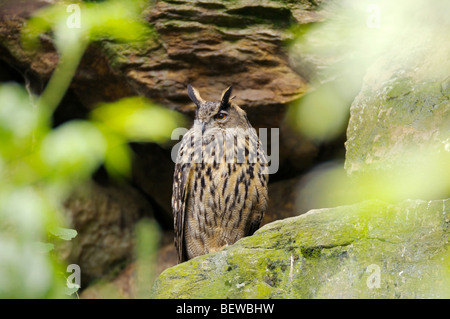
[172,85,269,263]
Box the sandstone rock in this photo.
[0,0,328,228]
[151,199,450,298]
[344,8,450,175]
[0,0,322,124]
[79,231,177,299]
[60,180,154,286]
[262,176,303,226]
[127,0,311,114]
[131,142,176,225]
[79,262,136,299]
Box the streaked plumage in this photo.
[172,85,269,263]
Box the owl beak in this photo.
[194,120,207,135]
[201,122,206,134]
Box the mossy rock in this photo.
[151,199,450,298]
[344,29,450,175]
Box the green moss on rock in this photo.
[151,199,450,298]
[344,28,450,175]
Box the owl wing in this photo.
[246,134,269,236]
[247,165,269,236]
[172,134,195,263]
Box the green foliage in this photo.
[49,227,78,241]
[134,219,161,298]
[91,97,184,177]
[92,97,184,143]
[288,0,449,142]
[41,121,107,182]
[296,151,450,212]
[0,0,180,298]
[289,0,450,209]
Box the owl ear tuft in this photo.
[220,86,233,109]
[187,84,205,107]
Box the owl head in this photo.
[187,85,250,133]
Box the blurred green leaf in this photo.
[297,146,450,210]
[104,135,133,178]
[0,187,46,238]
[134,218,160,298]
[0,236,59,298]
[288,0,450,145]
[91,97,183,143]
[22,0,153,51]
[0,83,44,161]
[64,285,80,296]
[33,242,55,254]
[21,5,64,51]
[0,0,170,299]
[22,0,154,114]
[0,83,38,138]
[40,120,106,180]
[290,82,350,142]
[84,2,153,42]
[49,227,78,241]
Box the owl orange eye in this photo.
[215,112,228,121]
